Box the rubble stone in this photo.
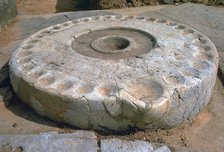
[101,138,154,152]
[0,131,98,152]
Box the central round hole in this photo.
[73,27,157,59]
[102,37,130,50]
[91,36,131,53]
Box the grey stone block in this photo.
[101,138,154,152]
[0,131,98,152]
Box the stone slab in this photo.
[101,139,171,152]
[0,131,98,152]
[0,131,174,152]
[101,138,154,152]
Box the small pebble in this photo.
[12,123,17,127]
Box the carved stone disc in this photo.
[9,15,219,131]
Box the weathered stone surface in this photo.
[139,4,224,84]
[101,138,154,152]
[0,0,17,28]
[0,132,173,152]
[9,15,218,131]
[139,3,224,88]
[0,131,98,152]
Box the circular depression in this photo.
[91,36,131,53]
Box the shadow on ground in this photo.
[0,64,77,134]
[56,0,97,12]
[6,95,75,129]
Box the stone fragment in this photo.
[101,138,153,152]
[0,131,98,152]
[72,130,97,139]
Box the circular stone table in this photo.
[9,15,219,131]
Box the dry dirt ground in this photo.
[16,0,57,15]
[1,1,224,152]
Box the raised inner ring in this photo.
[72,27,157,60]
[91,36,132,53]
